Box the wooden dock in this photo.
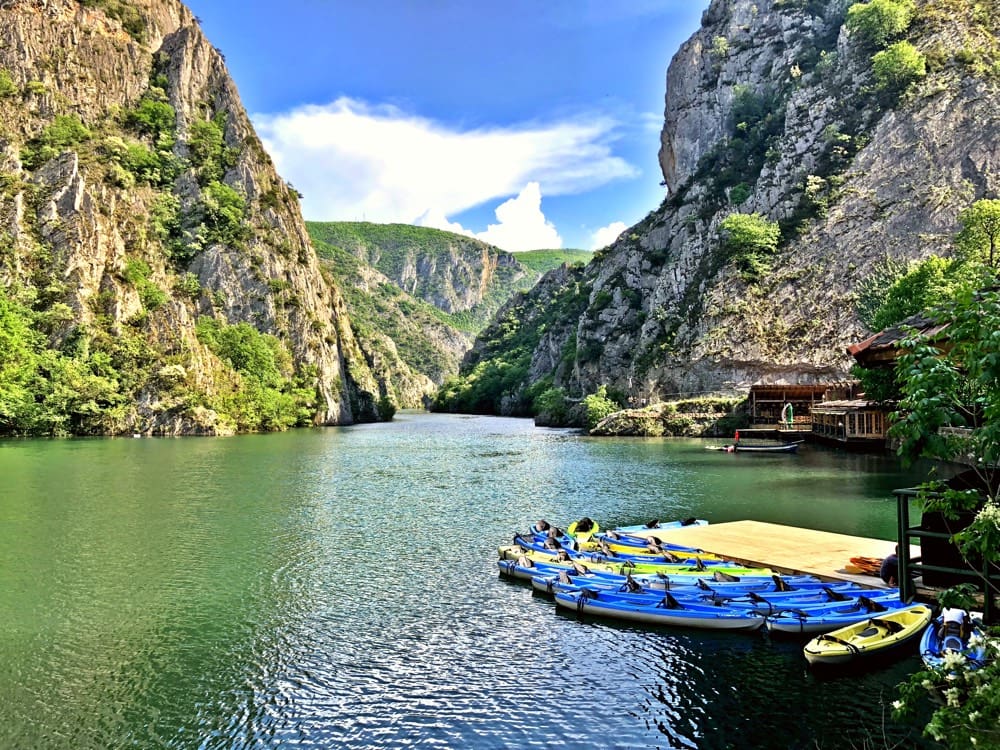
[633,520,906,588]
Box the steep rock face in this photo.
[474,0,999,408]
[0,0,381,433]
[310,222,533,319]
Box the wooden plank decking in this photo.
[632,520,907,588]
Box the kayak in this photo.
[554,588,766,631]
[497,554,770,583]
[612,518,708,533]
[497,546,771,577]
[531,571,841,598]
[545,579,897,614]
[592,531,708,557]
[802,604,933,666]
[766,594,909,635]
[920,613,989,670]
[517,532,727,564]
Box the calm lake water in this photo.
[0,412,942,749]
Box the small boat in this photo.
[517,532,727,564]
[706,442,802,454]
[766,594,908,635]
[554,588,766,631]
[920,613,989,670]
[498,545,769,576]
[566,517,600,540]
[802,604,933,666]
[611,518,708,533]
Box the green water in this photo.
[0,412,939,749]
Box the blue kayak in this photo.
[920,614,989,670]
[766,594,910,635]
[553,588,766,631]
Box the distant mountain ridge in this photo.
[307,221,590,406]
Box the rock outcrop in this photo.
[0,0,382,433]
[455,0,1000,410]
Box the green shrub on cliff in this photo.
[194,316,315,431]
[21,115,92,169]
[846,0,915,47]
[0,69,17,98]
[719,212,781,279]
[872,40,927,91]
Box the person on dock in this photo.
[880,545,899,586]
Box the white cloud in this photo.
[252,97,638,233]
[417,183,562,252]
[590,221,627,250]
[478,182,562,252]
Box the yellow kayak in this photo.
[566,517,600,541]
[803,604,933,666]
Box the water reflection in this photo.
[0,414,938,748]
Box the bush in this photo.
[126,97,175,139]
[21,115,92,169]
[582,385,619,431]
[719,212,781,279]
[846,0,915,47]
[533,386,569,425]
[0,69,17,98]
[200,181,248,247]
[872,40,927,91]
[376,395,396,421]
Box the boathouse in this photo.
[748,382,855,429]
[810,399,888,449]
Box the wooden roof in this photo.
[848,314,949,367]
[811,399,881,414]
[749,383,847,397]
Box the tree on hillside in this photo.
[871,40,927,91]
[958,198,1000,267]
[870,255,973,332]
[719,212,781,279]
[846,0,915,47]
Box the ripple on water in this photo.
[0,415,938,749]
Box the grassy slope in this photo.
[514,248,592,273]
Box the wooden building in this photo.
[748,383,855,428]
[810,399,888,449]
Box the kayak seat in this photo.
[858,626,880,638]
[942,634,964,652]
[871,617,905,634]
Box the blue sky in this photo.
[187,1,711,251]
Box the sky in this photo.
[186,1,711,252]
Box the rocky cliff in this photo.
[0,0,382,434]
[455,0,999,411]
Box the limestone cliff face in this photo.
[471,0,999,408]
[0,0,381,433]
[309,222,533,319]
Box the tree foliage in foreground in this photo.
[889,284,1000,749]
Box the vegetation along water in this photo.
[0,412,943,749]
